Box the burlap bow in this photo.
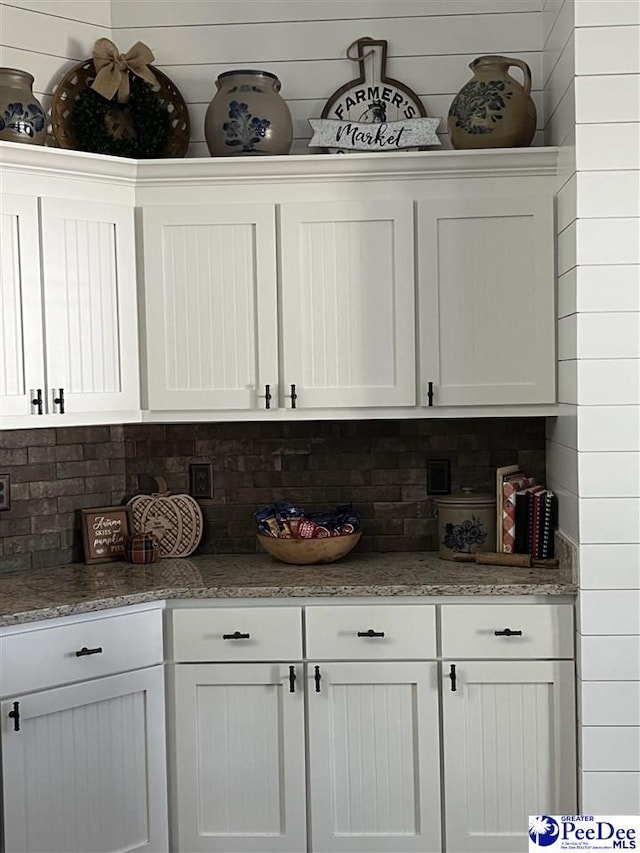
[90,38,159,103]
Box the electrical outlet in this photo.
[189,464,214,499]
[0,474,11,511]
[426,459,451,495]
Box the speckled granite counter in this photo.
[0,552,576,627]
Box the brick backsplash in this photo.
[0,418,546,570]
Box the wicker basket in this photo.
[51,58,190,157]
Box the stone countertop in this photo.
[0,552,576,627]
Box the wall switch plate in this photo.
[0,474,11,511]
[427,459,451,495]
[189,463,214,499]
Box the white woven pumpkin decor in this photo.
[127,476,203,558]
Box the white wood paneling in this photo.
[576,123,640,170]
[557,220,576,275]
[557,268,577,318]
[546,404,578,449]
[575,25,640,74]
[577,219,640,266]
[579,451,640,497]
[557,359,578,404]
[575,0,640,26]
[581,682,640,725]
[547,437,579,493]
[581,726,640,771]
[578,636,640,681]
[113,0,545,28]
[577,171,640,219]
[558,315,577,360]
[579,406,640,451]
[442,660,576,853]
[578,314,640,359]
[307,661,441,853]
[576,265,640,312]
[581,772,640,814]
[576,74,640,123]
[577,359,640,405]
[557,172,577,231]
[2,0,111,27]
[579,590,640,634]
[580,543,640,589]
[579,497,640,543]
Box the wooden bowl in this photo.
[256,532,362,565]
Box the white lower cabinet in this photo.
[1,666,168,853]
[306,661,441,853]
[442,660,576,853]
[171,663,307,853]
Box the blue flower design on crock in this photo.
[0,102,45,137]
[222,100,270,152]
[443,515,488,552]
[449,80,513,134]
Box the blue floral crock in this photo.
[0,68,46,145]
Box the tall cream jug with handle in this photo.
[448,55,536,149]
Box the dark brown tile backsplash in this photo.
[0,418,546,570]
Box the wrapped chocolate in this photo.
[255,501,361,540]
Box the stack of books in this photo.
[496,465,557,559]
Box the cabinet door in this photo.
[171,663,306,852]
[141,204,278,411]
[280,201,416,408]
[39,198,140,419]
[1,666,168,853]
[0,195,45,422]
[307,661,441,853]
[417,194,555,406]
[442,660,576,853]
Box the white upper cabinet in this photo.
[417,192,556,407]
[279,201,416,409]
[141,204,278,412]
[0,191,140,428]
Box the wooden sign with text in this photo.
[81,506,132,564]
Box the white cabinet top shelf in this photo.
[0,141,559,187]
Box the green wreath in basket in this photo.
[71,38,170,158]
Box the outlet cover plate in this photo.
[189,464,214,499]
[0,474,11,511]
[426,459,451,495]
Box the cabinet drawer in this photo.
[0,608,163,696]
[305,605,436,659]
[171,607,303,661]
[440,604,574,659]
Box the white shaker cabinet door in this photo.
[279,201,416,409]
[39,198,140,419]
[141,204,278,412]
[442,660,576,853]
[171,663,307,853]
[306,661,442,853]
[417,194,556,406]
[0,195,45,421]
[1,666,168,853]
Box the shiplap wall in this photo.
[545,0,640,814]
[0,0,546,155]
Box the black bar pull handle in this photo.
[288,665,296,693]
[264,384,272,410]
[449,664,457,692]
[314,665,321,693]
[427,381,434,406]
[75,646,103,657]
[53,388,65,414]
[31,389,43,415]
[222,631,250,640]
[357,629,385,638]
[8,701,20,732]
[288,384,298,409]
[494,628,523,637]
